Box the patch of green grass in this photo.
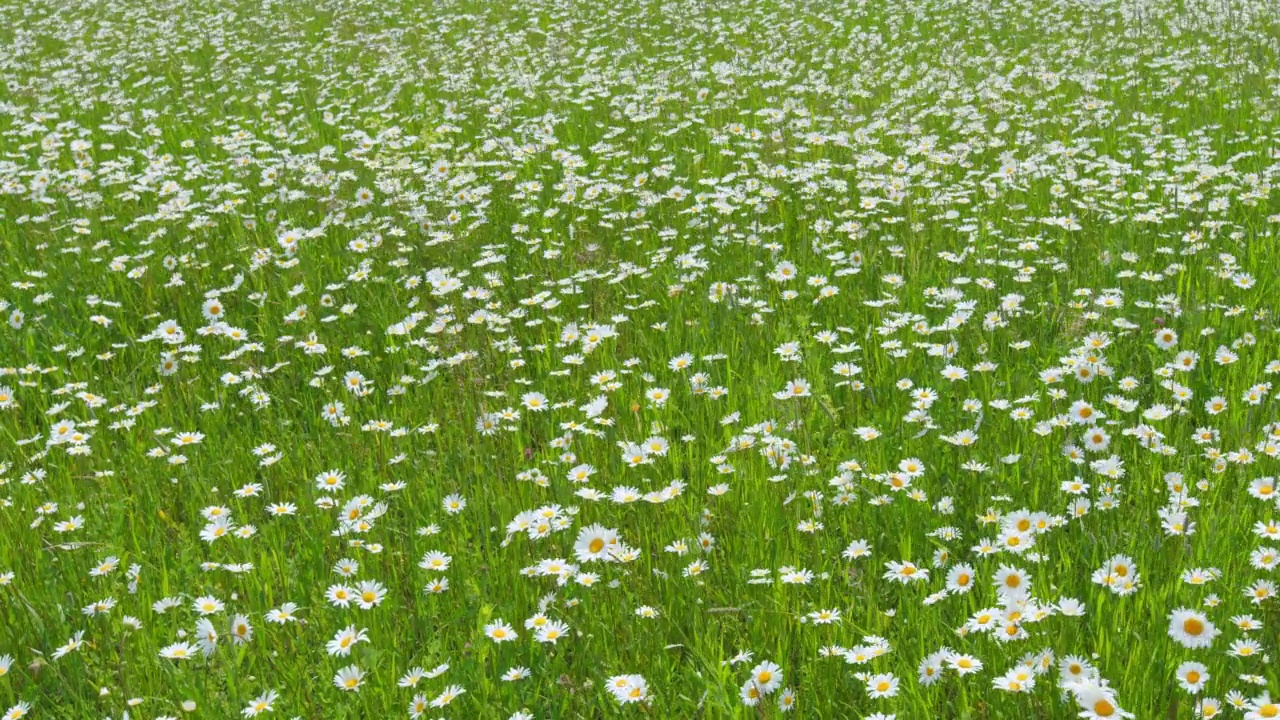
[0,0,1279,717]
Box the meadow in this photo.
[1,0,1279,716]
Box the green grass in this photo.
[1,0,1279,717]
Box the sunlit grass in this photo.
[1,0,1279,717]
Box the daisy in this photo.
[573,524,618,563]
[159,642,198,660]
[333,665,365,692]
[1176,661,1209,694]
[948,654,983,675]
[750,661,782,694]
[1168,608,1219,649]
[241,690,278,717]
[325,625,369,657]
[1072,682,1134,718]
[865,673,899,699]
[535,620,570,643]
[484,620,518,643]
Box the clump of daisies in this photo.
[605,674,649,705]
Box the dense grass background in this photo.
[1,0,1279,716]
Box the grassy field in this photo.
[1,0,1279,716]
